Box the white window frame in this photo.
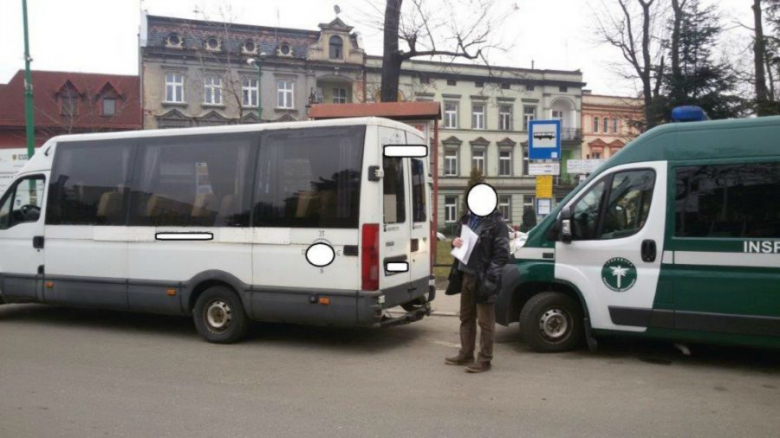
[277,79,295,109]
[242,77,258,107]
[472,149,486,174]
[445,196,458,223]
[499,195,511,221]
[593,116,600,133]
[333,87,348,104]
[444,149,458,176]
[523,106,536,131]
[499,105,512,131]
[164,72,185,103]
[444,101,458,129]
[203,75,223,105]
[499,150,512,176]
[472,104,485,130]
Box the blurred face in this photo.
[467,183,498,217]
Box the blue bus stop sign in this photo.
[529,120,561,160]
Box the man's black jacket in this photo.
[445,211,511,304]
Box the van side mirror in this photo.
[560,207,573,244]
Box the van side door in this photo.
[554,161,668,332]
[0,174,47,303]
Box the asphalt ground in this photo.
[1,302,779,438]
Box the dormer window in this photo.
[206,37,220,51]
[242,40,257,54]
[166,33,182,49]
[280,44,291,56]
[102,98,116,116]
[329,35,343,59]
[60,89,79,116]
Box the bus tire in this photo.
[193,285,249,344]
[519,291,583,353]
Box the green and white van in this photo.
[496,110,780,352]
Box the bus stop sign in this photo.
[529,120,561,160]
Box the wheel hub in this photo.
[206,300,232,332]
[539,308,569,340]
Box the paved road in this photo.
[1,303,779,438]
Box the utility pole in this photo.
[22,0,35,158]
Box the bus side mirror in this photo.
[560,207,573,244]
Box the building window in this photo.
[475,81,484,88]
[203,76,223,105]
[523,106,536,130]
[603,117,609,134]
[444,101,458,129]
[445,196,458,223]
[472,149,485,174]
[552,110,564,121]
[242,77,258,107]
[102,98,116,116]
[499,150,512,176]
[472,104,485,130]
[593,116,599,133]
[279,44,291,56]
[613,117,619,133]
[499,105,512,131]
[60,90,78,116]
[559,86,568,92]
[499,195,511,220]
[333,87,347,104]
[447,79,457,86]
[523,150,529,175]
[444,149,458,176]
[420,76,430,85]
[277,79,294,109]
[206,37,220,51]
[526,85,535,91]
[501,83,510,90]
[592,151,602,159]
[329,35,343,59]
[165,72,184,103]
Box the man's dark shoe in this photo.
[445,354,475,366]
[465,361,491,373]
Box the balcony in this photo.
[561,127,582,142]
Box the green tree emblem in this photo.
[601,258,638,292]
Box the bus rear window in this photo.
[253,126,365,228]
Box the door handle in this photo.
[641,239,656,263]
[33,236,44,249]
[411,238,419,252]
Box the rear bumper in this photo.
[356,276,434,326]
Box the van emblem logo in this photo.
[601,258,637,292]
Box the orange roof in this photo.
[309,102,441,121]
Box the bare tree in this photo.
[368,0,519,102]
[754,0,776,115]
[594,0,668,130]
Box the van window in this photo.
[254,126,365,228]
[411,158,427,223]
[129,134,253,227]
[571,169,655,240]
[47,141,133,225]
[600,170,655,239]
[675,162,780,238]
[0,175,45,229]
[383,157,406,224]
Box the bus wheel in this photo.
[519,292,583,353]
[193,286,249,344]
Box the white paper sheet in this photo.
[451,225,479,264]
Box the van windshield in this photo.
[254,126,365,228]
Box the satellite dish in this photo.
[334,4,341,15]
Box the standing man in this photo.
[445,184,510,373]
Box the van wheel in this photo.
[519,292,583,353]
[193,286,249,344]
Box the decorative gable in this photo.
[470,136,490,147]
[497,137,517,148]
[198,110,232,126]
[156,108,192,128]
[442,135,462,146]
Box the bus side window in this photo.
[411,159,427,223]
[0,175,46,230]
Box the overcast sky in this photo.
[0,0,757,95]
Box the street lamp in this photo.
[247,53,267,122]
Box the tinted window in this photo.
[47,141,133,225]
[383,157,406,224]
[0,175,45,229]
[129,134,254,227]
[601,170,655,239]
[254,126,365,228]
[676,163,780,238]
[411,158,427,223]
[571,180,605,240]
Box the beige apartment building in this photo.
[364,57,585,230]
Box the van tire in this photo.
[519,292,583,353]
[193,286,249,344]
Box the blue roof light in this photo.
[671,106,709,122]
